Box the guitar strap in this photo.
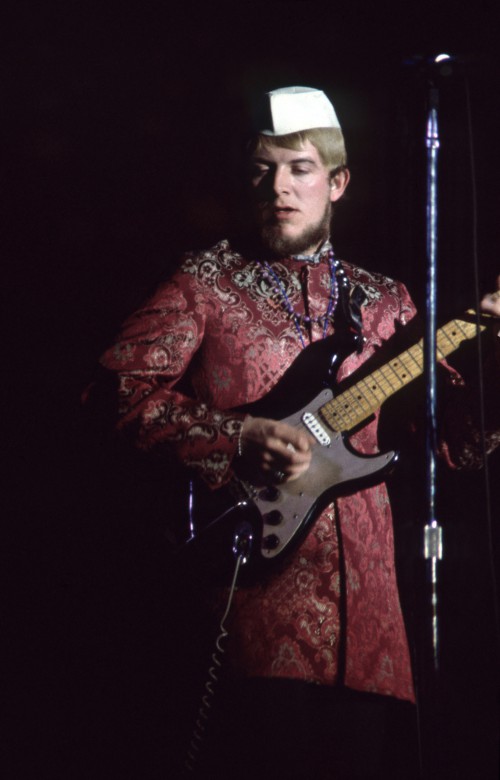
[336,260,366,352]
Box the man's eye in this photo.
[292,166,311,175]
[251,165,269,177]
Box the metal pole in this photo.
[423,82,443,672]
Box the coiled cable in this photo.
[183,529,250,775]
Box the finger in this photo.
[272,445,312,469]
[270,422,314,453]
[480,275,500,317]
[287,459,312,478]
[267,460,310,485]
[284,427,314,452]
[270,449,313,477]
[480,290,500,316]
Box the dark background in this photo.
[6,3,500,778]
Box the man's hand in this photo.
[480,275,500,317]
[235,416,314,486]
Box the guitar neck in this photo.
[320,315,486,433]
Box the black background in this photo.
[6,3,500,778]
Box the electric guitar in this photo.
[183,312,488,579]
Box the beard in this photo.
[258,201,332,257]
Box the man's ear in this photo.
[329,168,350,202]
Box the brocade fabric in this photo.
[99,239,500,703]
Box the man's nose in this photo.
[272,166,291,195]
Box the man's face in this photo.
[249,140,347,257]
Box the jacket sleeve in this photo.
[360,276,500,470]
[97,265,246,488]
[387,281,500,469]
[438,330,500,469]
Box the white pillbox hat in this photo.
[259,86,341,136]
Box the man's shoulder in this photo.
[179,239,247,274]
[341,259,400,288]
[341,260,408,302]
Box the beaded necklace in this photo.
[259,248,340,349]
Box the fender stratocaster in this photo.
[184,312,487,577]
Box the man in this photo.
[96,87,500,778]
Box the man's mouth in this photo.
[268,206,297,221]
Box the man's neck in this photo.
[290,239,332,264]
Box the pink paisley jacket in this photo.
[99,239,500,703]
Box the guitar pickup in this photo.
[302,412,331,446]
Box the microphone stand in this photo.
[423,78,443,673]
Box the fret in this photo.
[319,316,486,433]
[334,390,365,428]
[397,353,420,379]
[438,326,459,353]
[378,366,398,392]
[359,373,388,404]
[406,344,423,373]
[383,361,406,389]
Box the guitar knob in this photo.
[262,534,280,550]
[263,510,283,526]
[258,486,280,502]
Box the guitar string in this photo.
[321,318,483,432]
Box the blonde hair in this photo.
[248,127,347,173]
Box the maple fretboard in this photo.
[320,316,486,433]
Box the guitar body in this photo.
[178,311,485,581]
[183,331,398,580]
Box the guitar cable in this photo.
[182,524,252,775]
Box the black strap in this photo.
[336,260,365,352]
